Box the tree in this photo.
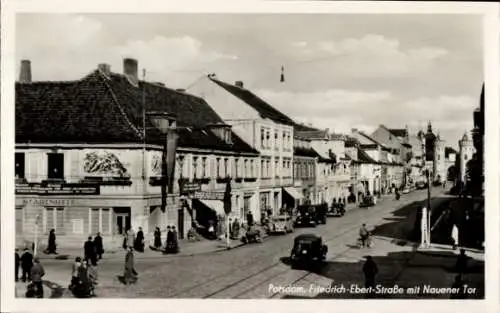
[465,154,482,197]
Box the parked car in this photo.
[359,195,375,208]
[415,181,428,190]
[270,215,294,234]
[314,203,328,225]
[327,202,345,217]
[294,205,317,227]
[289,234,328,269]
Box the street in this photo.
[17,188,484,299]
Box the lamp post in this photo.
[147,112,179,228]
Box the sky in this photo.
[16,14,484,149]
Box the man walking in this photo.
[94,232,104,260]
[359,224,369,248]
[84,236,97,266]
[21,247,33,282]
[363,256,378,296]
[30,258,45,298]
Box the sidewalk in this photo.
[36,237,246,261]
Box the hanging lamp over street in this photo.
[280,65,285,83]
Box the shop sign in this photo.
[16,183,100,196]
[180,182,202,195]
[22,199,75,207]
[193,191,225,201]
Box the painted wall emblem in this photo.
[83,152,131,178]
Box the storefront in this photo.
[282,186,304,210]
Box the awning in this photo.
[198,199,225,216]
[283,187,304,200]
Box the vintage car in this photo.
[327,202,345,217]
[290,234,328,269]
[270,215,294,234]
[359,195,375,208]
[294,205,317,227]
[314,204,328,225]
[415,181,428,190]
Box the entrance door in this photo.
[113,207,131,235]
[177,208,184,240]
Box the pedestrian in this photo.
[164,226,173,253]
[94,232,104,260]
[123,247,138,285]
[246,211,254,227]
[172,226,179,253]
[451,224,459,250]
[15,248,20,282]
[153,227,162,249]
[69,256,82,291]
[126,227,135,250]
[75,259,91,298]
[134,227,145,252]
[45,229,57,254]
[359,224,369,248]
[21,247,33,282]
[30,257,45,298]
[207,221,215,240]
[455,249,469,274]
[231,218,240,239]
[362,256,378,292]
[84,236,97,266]
[122,231,128,250]
[86,259,98,296]
[450,274,466,299]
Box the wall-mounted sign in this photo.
[180,182,202,195]
[22,199,75,207]
[16,183,100,196]
[193,191,225,201]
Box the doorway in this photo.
[113,207,131,235]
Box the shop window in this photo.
[47,153,64,180]
[15,153,25,179]
[44,207,65,233]
[16,207,24,234]
[90,208,111,235]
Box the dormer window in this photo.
[207,124,232,145]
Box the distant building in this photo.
[458,132,475,184]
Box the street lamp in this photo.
[147,112,179,221]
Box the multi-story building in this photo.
[295,129,351,205]
[187,76,294,218]
[371,125,412,187]
[14,59,259,248]
[289,134,318,207]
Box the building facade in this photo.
[290,135,317,207]
[15,59,259,248]
[188,76,295,218]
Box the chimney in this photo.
[19,60,32,83]
[123,58,138,84]
[235,81,244,88]
[97,63,111,77]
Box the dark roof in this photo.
[293,146,321,158]
[294,124,321,132]
[356,148,378,164]
[388,128,408,138]
[445,147,457,158]
[210,78,296,126]
[296,130,345,141]
[358,131,390,150]
[16,70,258,154]
[345,136,360,148]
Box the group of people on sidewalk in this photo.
[15,248,46,298]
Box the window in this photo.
[192,156,198,179]
[275,160,279,177]
[15,153,25,179]
[224,158,229,177]
[261,160,265,177]
[90,208,111,235]
[47,153,64,180]
[216,158,221,177]
[266,131,271,148]
[283,133,286,149]
[178,155,185,178]
[235,158,239,178]
[250,160,254,178]
[243,159,248,178]
[45,207,65,233]
[202,157,208,178]
[261,128,265,148]
[275,132,279,150]
[267,160,271,178]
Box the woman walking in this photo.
[46,229,57,254]
[123,247,138,284]
[153,227,162,250]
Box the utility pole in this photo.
[426,169,432,245]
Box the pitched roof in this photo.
[344,136,360,148]
[209,78,296,126]
[357,131,390,150]
[16,70,258,154]
[356,148,378,164]
[296,130,345,141]
[388,128,408,138]
[293,146,321,158]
